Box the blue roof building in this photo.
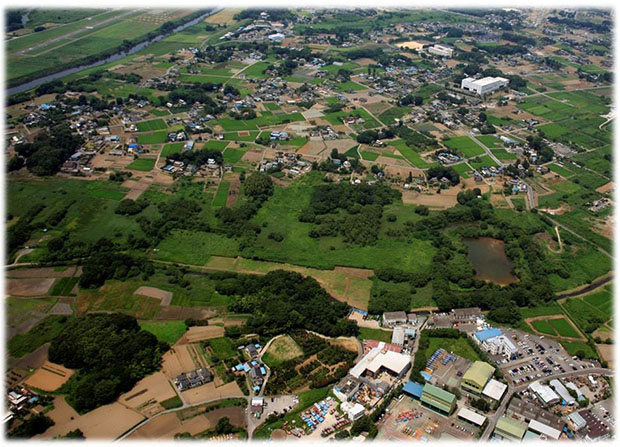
[403,381,424,399]
[475,328,503,343]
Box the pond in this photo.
[463,237,518,286]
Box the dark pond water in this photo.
[464,237,518,285]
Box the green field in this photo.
[424,336,481,363]
[127,158,156,171]
[241,173,436,272]
[137,131,169,144]
[360,150,380,161]
[531,319,556,335]
[213,181,230,207]
[444,136,485,157]
[548,318,582,338]
[560,340,598,359]
[223,148,246,164]
[547,163,574,178]
[208,337,237,359]
[161,142,185,157]
[139,320,187,345]
[137,118,168,132]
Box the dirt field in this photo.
[161,344,203,379]
[128,405,245,439]
[204,9,239,24]
[119,371,178,417]
[329,337,361,356]
[156,306,216,321]
[6,266,80,278]
[181,381,243,405]
[39,401,144,440]
[134,286,173,306]
[348,311,381,329]
[24,362,74,391]
[7,278,55,296]
[226,174,241,207]
[297,139,327,157]
[180,326,226,344]
[240,149,264,163]
[596,344,614,368]
[123,179,151,200]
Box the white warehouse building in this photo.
[461,76,509,95]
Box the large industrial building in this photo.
[349,342,411,379]
[461,76,509,95]
[420,384,457,416]
[494,415,528,441]
[461,361,494,396]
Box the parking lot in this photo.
[493,328,592,386]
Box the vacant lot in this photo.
[24,361,74,392]
[262,335,304,367]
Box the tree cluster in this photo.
[48,313,169,413]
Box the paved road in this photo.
[480,367,613,440]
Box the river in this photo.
[8,8,221,96]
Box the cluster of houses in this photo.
[174,367,214,391]
[232,343,268,392]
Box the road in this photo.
[480,367,613,440]
[469,134,503,167]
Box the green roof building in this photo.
[420,383,456,416]
[461,361,494,396]
[494,416,527,441]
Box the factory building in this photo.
[461,76,509,95]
